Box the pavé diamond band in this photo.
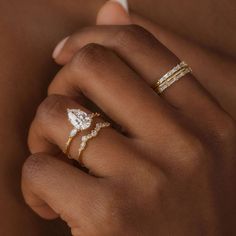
[77,122,111,166]
[152,61,192,94]
[64,109,100,157]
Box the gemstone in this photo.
[69,128,78,138]
[67,109,92,130]
[82,136,87,142]
[91,130,97,136]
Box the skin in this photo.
[23,25,236,235]
[0,0,235,235]
[97,1,236,119]
[129,0,236,58]
[0,0,104,234]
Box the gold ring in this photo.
[77,122,111,166]
[64,109,100,158]
[152,61,192,94]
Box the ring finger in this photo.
[28,94,137,176]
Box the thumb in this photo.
[96,0,131,25]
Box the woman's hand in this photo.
[21,23,236,235]
[96,0,236,120]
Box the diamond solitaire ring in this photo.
[64,109,100,157]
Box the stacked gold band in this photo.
[77,122,111,166]
[152,61,192,94]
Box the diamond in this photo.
[82,136,87,142]
[91,130,97,136]
[69,128,78,138]
[67,109,92,130]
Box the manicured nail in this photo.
[111,0,129,13]
[52,36,69,59]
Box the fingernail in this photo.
[52,36,69,59]
[111,0,129,13]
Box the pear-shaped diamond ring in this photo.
[64,109,100,157]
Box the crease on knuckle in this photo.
[22,154,50,185]
[142,165,166,200]
[113,24,155,51]
[70,43,110,72]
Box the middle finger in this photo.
[49,42,178,139]
[51,25,215,116]
[28,95,137,176]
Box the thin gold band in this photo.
[154,67,192,94]
[152,61,192,94]
[77,122,111,166]
[64,132,80,157]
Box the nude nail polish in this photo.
[111,0,129,13]
[52,36,69,59]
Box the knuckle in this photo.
[22,154,49,184]
[211,116,236,143]
[36,94,66,125]
[97,167,165,230]
[104,167,163,209]
[114,24,155,50]
[179,137,208,178]
[143,165,166,198]
[116,25,148,40]
[129,162,165,201]
[71,43,110,71]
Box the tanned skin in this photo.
[0,0,235,235]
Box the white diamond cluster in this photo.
[153,61,192,94]
[68,109,93,130]
[78,122,110,161]
[67,109,98,138]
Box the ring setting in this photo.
[64,109,100,157]
[77,122,111,166]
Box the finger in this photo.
[22,153,99,227]
[130,13,236,119]
[50,25,225,133]
[49,43,179,139]
[97,6,236,146]
[28,94,140,176]
[96,0,131,25]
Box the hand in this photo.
[22,21,236,235]
[96,0,236,119]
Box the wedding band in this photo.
[77,122,111,166]
[152,61,192,94]
[64,109,100,157]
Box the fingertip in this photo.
[112,0,129,13]
[52,36,70,60]
[96,0,132,25]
